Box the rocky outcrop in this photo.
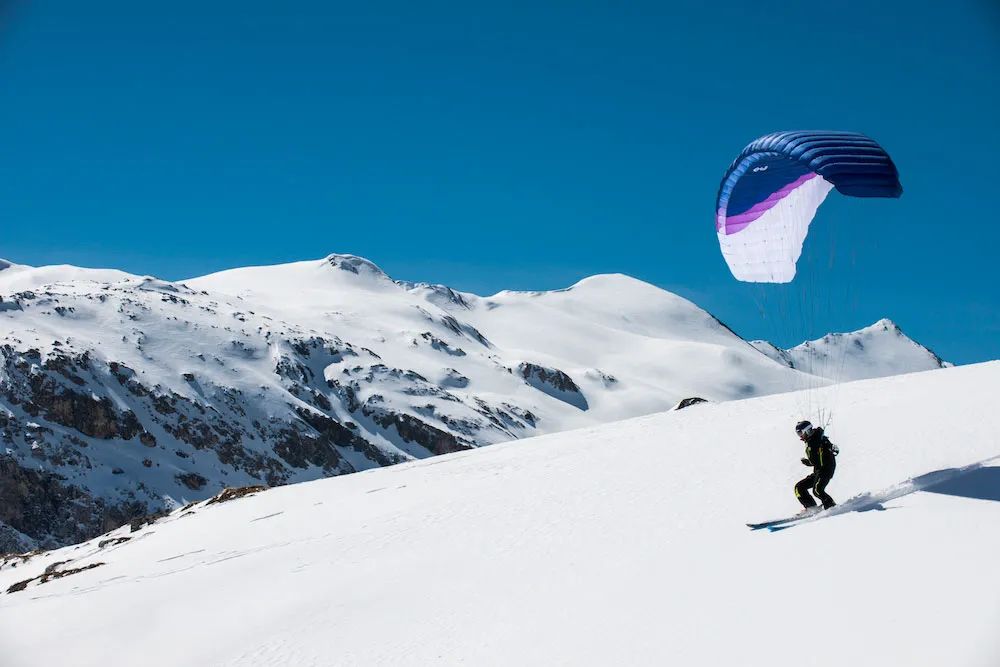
[6,560,105,594]
[205,485,266,506]
[2,348,142,440]
[673,397,708,411]
[363,403,470,456]
[517,362,588,410]
[0,456,148,553]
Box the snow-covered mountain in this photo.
[751,318,951,382]
[1,363,996,667]
[0,254,949,552]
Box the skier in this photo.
[794,420,838,511]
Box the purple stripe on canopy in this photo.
[717,172,818,234]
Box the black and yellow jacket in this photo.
[802,428,837,476]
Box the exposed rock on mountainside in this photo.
[673,397,708,411]
[517,362,588,410]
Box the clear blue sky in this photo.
[2,1,998,363]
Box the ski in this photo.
[746,507,824,531]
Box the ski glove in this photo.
[801,458,811,466]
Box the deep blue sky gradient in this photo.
[2,1,998,363]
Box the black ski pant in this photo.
[795,470,835,509]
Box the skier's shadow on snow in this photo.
[917,466,1000,502]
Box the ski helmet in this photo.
[795,420,814,438]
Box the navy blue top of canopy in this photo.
[716,130,903,225]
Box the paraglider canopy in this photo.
[716,131,902,283]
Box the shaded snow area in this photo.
[2,363,997,667]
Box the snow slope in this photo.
[752,318,950,382]
[2,363,997,667]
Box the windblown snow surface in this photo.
[2,363,998,667]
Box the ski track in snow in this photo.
[753,452,1000,531]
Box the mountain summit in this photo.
[752,318,950,382]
